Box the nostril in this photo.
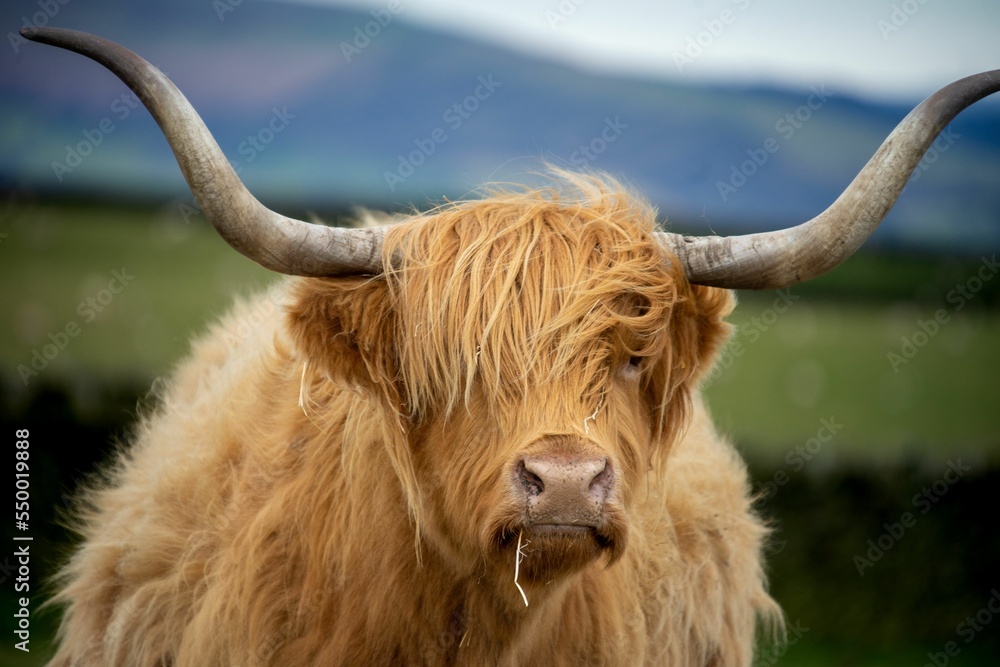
[517,459,545,495]
[589,458,613,497]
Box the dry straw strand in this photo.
[514,530,529,607]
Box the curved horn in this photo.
[659,70,1000,289]
[20,26,383,276]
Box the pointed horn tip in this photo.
[19,26,40,40]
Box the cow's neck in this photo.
[408,538,598,660]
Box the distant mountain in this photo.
[2,0,998,253]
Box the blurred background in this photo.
[2,0,999,664]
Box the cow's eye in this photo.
[621,356,643,378]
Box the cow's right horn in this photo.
[21,27,385,277]
[658,69,1000,290]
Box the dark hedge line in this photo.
[754,455,1000,654]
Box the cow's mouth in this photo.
[525,523,613,548]
[529,523,594,536]
[490,518,625,585]
[522,521,617,551]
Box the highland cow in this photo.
[21,27,999,667]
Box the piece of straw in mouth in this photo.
[514,529,529,607]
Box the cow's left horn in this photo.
[658,70,1000,290]
[20,27,384,277]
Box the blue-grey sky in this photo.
[270,0,999,101]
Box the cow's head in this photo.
[287,175,734,584]
[22,24,1000,594]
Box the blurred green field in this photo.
[1,199,277,384]
[2,200,999,665]
[706,295,1000,463]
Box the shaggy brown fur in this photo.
[47,172,780,666]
